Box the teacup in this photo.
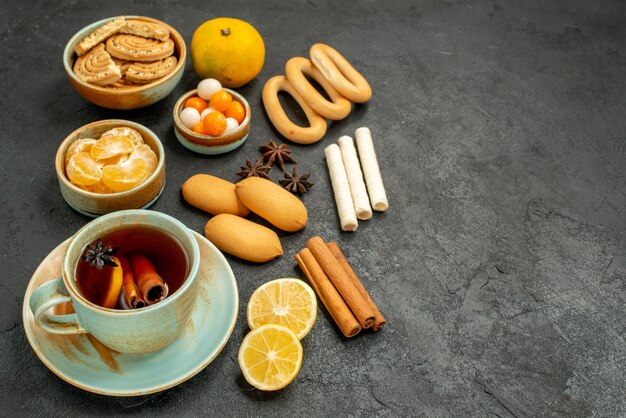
[28,210,200,354]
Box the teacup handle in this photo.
[29,277,88,335]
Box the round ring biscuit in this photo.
[262,75,327,144]
[285,57,352,120]
[309,43,372,103]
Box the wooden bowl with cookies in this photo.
[63,16,186,109]
[55,119,166,217]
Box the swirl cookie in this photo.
[125,56,178,83]
[119,19,170,42]
[74,17,126,56]
[73,43,122,86]
[106,34,174,62]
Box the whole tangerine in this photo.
[190,18,265,88]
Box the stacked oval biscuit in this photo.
[73,17,177,88]
[182,175,308,263]
[262,43,372,144]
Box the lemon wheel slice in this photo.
[247,278,317,340]
[238,324,303,391]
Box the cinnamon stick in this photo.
[119,255,146,309]
[129,253,168,305]
[306,237,376,329]
[295,249,361,338]
[327,242,387,331]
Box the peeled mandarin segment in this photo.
[84,181,115,194]
[238,324,303,391]
[65,138,97,168]
[99,257,124,309]
[102,158,149,192]
[66,152,103,187]
[247,278,317,340]
[130,144,158,173]
[100,127,144,146]
[91,135,135,161]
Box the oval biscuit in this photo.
[204,214,283,263]
[182,174,249,217]
[235,177,308,232]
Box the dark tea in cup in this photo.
[75,226,189,309]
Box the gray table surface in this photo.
[1,0,625,416]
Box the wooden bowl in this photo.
[63,16,186,110]
[173,89,251,155]
[56,120,166,217]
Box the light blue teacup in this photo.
[29,210,200,354]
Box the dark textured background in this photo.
[1,0,625,416]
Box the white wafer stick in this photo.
[355,127,388,211]
[338,135,372,220]
[325,144,358,231]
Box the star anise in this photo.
[259,139,296,171]
[82,239,119,270]
[236,157,272,180]
[279,165,314,195]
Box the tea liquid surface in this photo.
[75,227,189,308]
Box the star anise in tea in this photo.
[259,139,296,171]
[279,166,314,195]
[82,239,119,270]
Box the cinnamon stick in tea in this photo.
[327,242,387,331]
[119,255,146,309]
[306,236,376,329]
[295,249,361,338]
[129,254,168,305]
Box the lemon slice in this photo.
[247,278,317,339]
[238,324,303,391]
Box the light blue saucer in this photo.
[22,231,238,396]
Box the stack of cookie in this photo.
[73,17,178,88]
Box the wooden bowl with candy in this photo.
[173,79,251,155]
[55,119,166,217]
[63,16,186,109]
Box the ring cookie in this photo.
[73,43,122,86]
[106,34,174,62]
[119,19,170,42]
[125,56,178,83]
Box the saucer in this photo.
[22,231,238,396]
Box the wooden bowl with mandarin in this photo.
[55,119,165,217]
[173,79,251,155]
[63,16,186,109]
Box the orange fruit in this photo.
[203,111,227,136]
[65,138,96,168]
[184,96,209,113]
[102,158,149,192]
[100,127,144,146]
[192,121,205,134]
[190,18,265,88]
[99,256,123,309]
[66,152,102,187]
[225,101,245,124]
[209,90,232,112]
[84,181,115,194]
[91,135,134,161]
[130,144,158,173]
